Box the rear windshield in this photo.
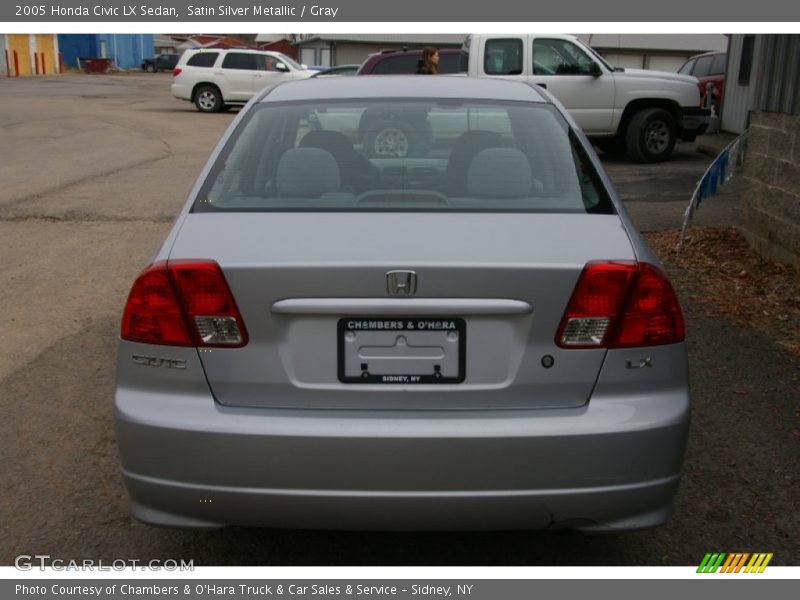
[193,99,613,214]
[371,54,420,74]
[371,52,467,75]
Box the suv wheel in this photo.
[145,63,156,73]
[625,108,677,163]
[194,85,223,113]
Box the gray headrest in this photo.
[277,147,341,197]
[466,148,533,198]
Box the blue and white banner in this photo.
[678,131,748,249]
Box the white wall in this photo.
[721,35,752,134]
[580,34,727,53]
[299,47,317,66]
[0,35,7,77]
[603,53,645,69]
[585,33,727,73]
[647,55,690,72]
[335,44,396,66]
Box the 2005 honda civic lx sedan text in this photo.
[115,76,690,532]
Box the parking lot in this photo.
[0,73,797,566]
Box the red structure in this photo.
[258,39,299,60]
[186,35,256,50]
[13,50,19,77]
[83,58,112,74]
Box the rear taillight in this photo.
[557,261,684,349]
[613,263,685,347]
[121,260,247,348]
[172,67,182,77]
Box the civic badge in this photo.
[386,270,417,297]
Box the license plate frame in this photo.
[337,317,466,384]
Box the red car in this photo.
[357,48,467,75]
[678,51,727,114]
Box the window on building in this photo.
[300,48,316,67]
[739,36,755,85]
[319,48,331,67]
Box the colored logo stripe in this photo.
[720,553,749,573]
[697,553,726,573]
[697,553,773,573]
[745,553,773,573]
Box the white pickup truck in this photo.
[463,34,710,162]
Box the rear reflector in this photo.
[560,317,611,346]
[121,260,247,348]
[194,316,243,345]
[557,261,684,349]
[172,67,182,77]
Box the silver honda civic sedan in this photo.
[115,76,690,532]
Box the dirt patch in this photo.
[644,226,800,357]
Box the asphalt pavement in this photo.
[0,73,797,566]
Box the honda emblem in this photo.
[386,270,418,297]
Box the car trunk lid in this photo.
[169,212,635,410]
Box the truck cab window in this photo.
[484,39,523,75]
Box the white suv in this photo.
[172,49,314,112]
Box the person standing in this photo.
[416,47,440,74]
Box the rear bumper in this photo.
[115,363,690,531]
[679,106,711,141]
[171,82,191,101]
[124,469,681,532]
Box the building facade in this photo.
[2,34,60,76]
[271,33,727,70]
[262,34,466,67]
[725,35,800,268]
[57,34,154,70]
[579,34,727,73]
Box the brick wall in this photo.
[740,111,800,269]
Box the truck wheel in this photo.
[625,108,677,163]
[146,63,156,73]
[194,85,223,113]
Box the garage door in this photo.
[8,34,32,76]
[36,34,55,74]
